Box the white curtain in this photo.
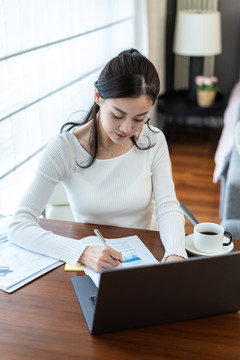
[146,0,167,94]
[146,0,167,125]
[134,0,148,56]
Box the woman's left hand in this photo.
[165,255,185,262]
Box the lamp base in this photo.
[188,56,204,103]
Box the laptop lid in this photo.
[72,251,240,334]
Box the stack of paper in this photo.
[0,216,63,293]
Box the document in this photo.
[0,216,63,293]
[83,235,159,287]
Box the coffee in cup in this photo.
[193,222,232,254]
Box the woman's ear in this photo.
[94,88,101,105]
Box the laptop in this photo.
[72,251,240,334]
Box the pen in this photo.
[94,229,107,245]
[94,229,122,267]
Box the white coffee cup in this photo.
[193,222,232,254]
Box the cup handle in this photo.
[223,231,232,246]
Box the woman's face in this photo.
[95,91,153,144]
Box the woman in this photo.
[9,49,187,271]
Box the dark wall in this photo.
[215,0,240,98]
[165,0,176,92]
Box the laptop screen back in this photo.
[72,251,240,334]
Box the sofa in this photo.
[215,83,240,239]
[220,126,240,239]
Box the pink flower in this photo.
[211,76,218,83]
[195,75,218,91]
[195,76,203,86]
[203,77,212,86]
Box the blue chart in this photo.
[0,231,13,277]
[123,254,141,263]
[0,267,13,277]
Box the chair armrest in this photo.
[221,220,240,240]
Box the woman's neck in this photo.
[96,117,133,159]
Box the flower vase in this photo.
[196,90,216,107]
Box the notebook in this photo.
[72,251,240,334]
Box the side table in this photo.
[157,90,226,141]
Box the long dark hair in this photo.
[61,48,160,167]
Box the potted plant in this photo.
[195,75,218,107]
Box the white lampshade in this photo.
[173,10,222,56]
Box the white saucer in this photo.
[185,234,234,256]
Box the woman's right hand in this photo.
[79,246,123,272]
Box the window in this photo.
[0,0,140,214]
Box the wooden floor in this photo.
[166,123,222,235]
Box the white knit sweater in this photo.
[9,125,187,264]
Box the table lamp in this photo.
[173,10,222,103]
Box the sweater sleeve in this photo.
[151,132,187,260]
[8,135,92,265]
